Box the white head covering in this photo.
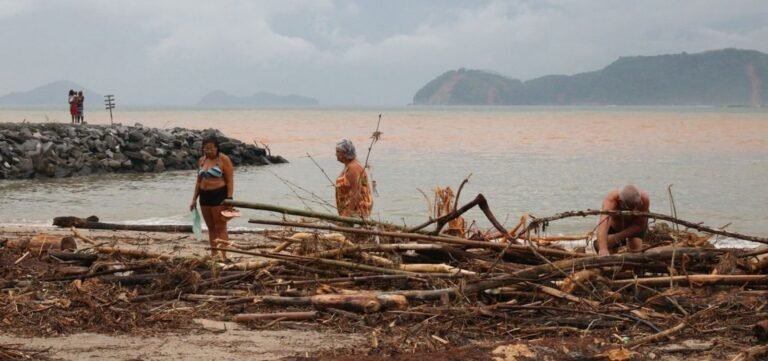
[336,139,357,161]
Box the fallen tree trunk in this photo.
[54,216,193,233]
[6,235,77,254]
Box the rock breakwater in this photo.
[0,122,287,179]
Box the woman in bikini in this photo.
[190,136,235,259]
[334,139,373,218]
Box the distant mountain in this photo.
[0,80,103,107]
[198,90,318,107]
[413,49,768,106]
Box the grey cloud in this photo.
[0,0,766,105]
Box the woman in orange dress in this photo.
[335,139,373,218]
[190,136,235,259]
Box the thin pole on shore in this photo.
[104,95,115,125]
[305,152,335,187]
[363,114,382,169]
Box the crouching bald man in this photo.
[596,185,650,256]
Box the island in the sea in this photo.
[413,48,767,107]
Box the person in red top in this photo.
[68,90,77,124]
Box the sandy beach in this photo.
[0,225,367,360]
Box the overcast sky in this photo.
[1,0,766,105]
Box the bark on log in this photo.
[311,294,381,313]
[232,311,318,322]
[48,250,98,264]
[262,296,312,307]
[56,265,90,276]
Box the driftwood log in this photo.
[6,235,77,253]
[54,216,192,233]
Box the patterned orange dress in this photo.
[335,159,373,217]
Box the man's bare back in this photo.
[596,185,650,256]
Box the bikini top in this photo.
[199,157,223,178]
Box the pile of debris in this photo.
[2,191,767,360]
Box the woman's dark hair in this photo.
[69,89,75,95]
[202,136,220,155]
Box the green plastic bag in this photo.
[191,208,203,241]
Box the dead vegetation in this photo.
[2,189,768,360]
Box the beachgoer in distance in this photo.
[335,139,373,218]
[68,90,77,124]
[596,184,650,256]
[190,136,235,260]
[76,91,85,124]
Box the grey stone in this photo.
[124,142,142,151]
[21,139,40,152]
[124,151,143,161]
[76,165,92,176]
[19,127,32,139]
[107,160,122,169]
[104,134,117,149]
[153,159,165,172]
[128,130,144,142]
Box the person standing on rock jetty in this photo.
[334,139,373,218]
[76,91,85,124]
[190,136,235,260]
[595,184,650,256]
[68,89,77,124]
